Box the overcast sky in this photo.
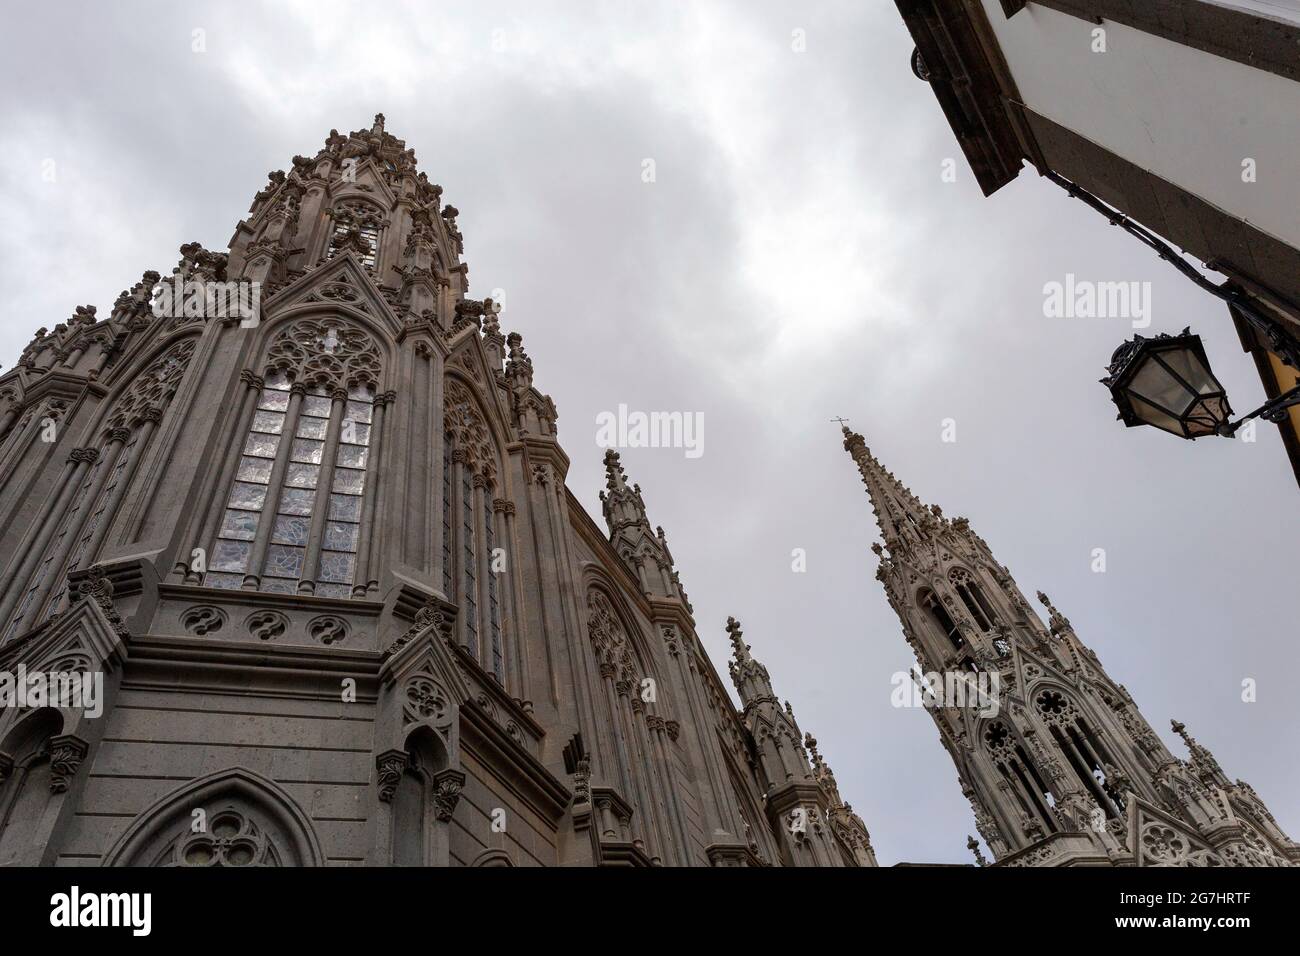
[1,1,1295,865]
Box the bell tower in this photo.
[841,424,1298,867]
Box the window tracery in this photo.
[1033,687,1126,817]
[326,200,383,271]
[983,719,1058,838]
[205,320,381,597]
[105,339,196,433]
[162,809,282,867]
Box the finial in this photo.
[603,449,625,485]
[967,836,988,867]
[725,616,748,660]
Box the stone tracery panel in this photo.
[586,589,637,681]
[443,378,496,482]
[264,317,382,390]
[105,338,196,432]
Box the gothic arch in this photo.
[262,300,397,363]
[978,715,1059,840]
[389,725,454,867]
[103,768,324,867]
[255,313,386,393]
[0,708,64,864]
[582,575,657,681]
[444,371,507,484]
[915,586,967,655]
[96,333,201,437]
[469,848,514,867]
[1026,681,1129,818]
[947,566,999,632]
[718,737,777,864]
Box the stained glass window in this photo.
[461,468,477,656]
[221,380,373,600]
[310,382,373,597]
[484,495,503,682]
[205,371,291,590]
[258,383,332,594]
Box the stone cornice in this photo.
[459,698,571,822]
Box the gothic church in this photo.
[0,116,1290,867]
[0,116,873,867]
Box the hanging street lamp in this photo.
[1104,328,1300,440]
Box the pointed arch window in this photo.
[44,436,137,620]
[204,320,382,598]
[1034,689,1125,818]
[984,720,1057,837]
[2,339,194,642]
[442,382,505,683]
[950,569,999,633]
[3,455,105,642]
[920,589,964,653]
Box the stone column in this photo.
[242,382,306,589]
[28,425,132,619]
[351,390,391,597]
[0,446,101,633]
[298,387,348,594]
[182,370,263,583]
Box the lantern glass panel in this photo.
[1130,358,1193,414]
[1160,347,1219,396]
[1128,394,1185,435]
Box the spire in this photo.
[1170,718,1226,783]
[840,425,935,547]
[725,616,773,704]
[598,451,687,604]
[599,450,647,532]
[805,732,841,803]
[1036,591,1072,637]
[504,331,533,390]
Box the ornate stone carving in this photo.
[48,735,90,793]
[375,749,408,803]
[432,769,466,821]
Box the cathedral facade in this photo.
[841,425,1298,867]
[0,116,874,868]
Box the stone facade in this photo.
[0,116,875,868]
[841,425,1298,867]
